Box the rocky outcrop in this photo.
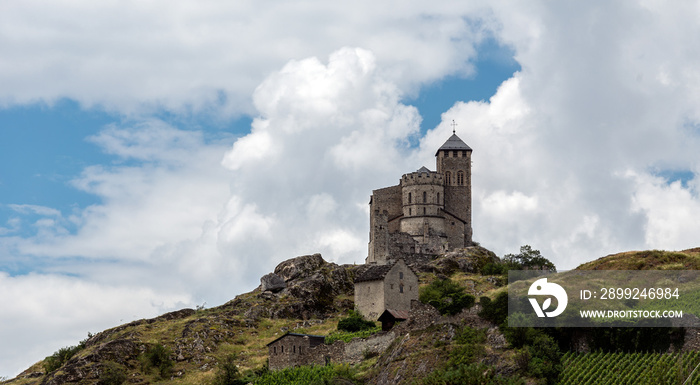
[274,253,325,282]
[224,253,356,320]
[427,246,499,276]
[260,273,286,293]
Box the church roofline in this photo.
[435,133,472,156]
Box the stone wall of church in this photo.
[399,216,446,240]
[367,185,402,264]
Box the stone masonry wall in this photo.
[382,260,419,314]
[354,280,385,320]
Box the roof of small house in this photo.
[354,264,393,283]
[436,133,472,155]
[378,309,410,322]
[266,332,326,346]
[416,166,431,173]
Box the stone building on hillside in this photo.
[354,259,419,320]
[267,333,326,370]
[367,131,473,265]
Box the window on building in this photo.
[281,346,284,353]
[445,171,451,185]
[408,192,412,204]
[462,150,467,157]
[400,272,404,279]
[409,208,411,216]
[390,284,394,290]
[293,346,296,353]
[299,347,302,354]
[423,191,427,203]
[400,284,404,293]
[437,192,440,204]
[274,347,277,354]
[457,171,464,186]
[423,207,426,215]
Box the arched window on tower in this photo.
[457,171,465,186]
[408,192,412,204]
[423,191,427,203]
[445,171,452,185]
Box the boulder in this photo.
[274,253,324,282]
[260,273,286,293]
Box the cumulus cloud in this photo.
[408,2,700,268]
[0,46,432,376]
[4,0,700,379]
[218,47,422,266]
[0,0,490,115]
[0,272,189,378]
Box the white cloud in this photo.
[16,123,231,262]
[0,0,491,116]
[5,0,700,379]
[629,171,700,250]
[8,204,62,217]
[0,272,189,378]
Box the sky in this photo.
[2,0,700,378]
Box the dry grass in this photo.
[575,249,700,271]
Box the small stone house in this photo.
[266,333,326,370]
[354,259,419,320]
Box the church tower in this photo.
[366,128,473,265]
[435,131,472,247]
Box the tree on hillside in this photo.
[420,278,475,316]
[503,245,556,272]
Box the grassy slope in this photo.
[575,248,700,271]
[9,247,700,385]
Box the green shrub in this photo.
[141,343,173,378]
[211,354,246,385]
[525,333,562,384]
[252,364,360,385]
[481,262,507,275]
[337,310,376,332]
[421,325,526,385]
[43,345,83,373]
[42,333,93,373]
[99,361,127,385]
[325,326,381,344]
[478,292,509,325]
[422,363,526,385]
[419,278,475,316]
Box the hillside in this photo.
[5,246,700,385]
[575,248,700,270]
[4,247,507,385]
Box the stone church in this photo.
[366,131,473,265]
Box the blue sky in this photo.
[2,1,700,379]
[0,36,518,257]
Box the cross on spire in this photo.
[451,120,457,134]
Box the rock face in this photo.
[426,246,499,276]
[260,273,286,292]
[273,253,325,281]
[226,253,356,320]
